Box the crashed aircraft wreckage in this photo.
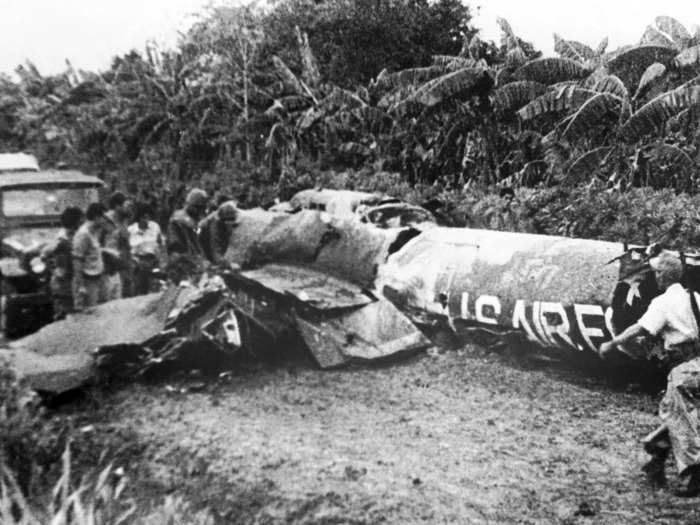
[2,207,688,393]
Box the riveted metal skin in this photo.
[378,227,629,358]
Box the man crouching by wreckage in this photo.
[600,251,700,496]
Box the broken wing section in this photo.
[3,283,231,392]
[241,263,373,310]
[225,263,429,368]
[295,298,430,368]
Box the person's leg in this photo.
[72,277,97,311]
[121,267,134,298]
[103,273,122,302]
[642,425,670,487]
[659,358,700,496]
[82,277,101,308]
[50,277,71,320]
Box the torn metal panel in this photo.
[224,208,288,267]
[244,210,341,267]
[1,349,93,393]
[3,285,202,392]
[240,264,373,310]
[9,286,195,357]
[294,298,430,368]
[245,210,403,288]
[289,189,383,216]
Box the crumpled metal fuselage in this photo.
[378,227,629,358]
[221,209,430,368]
[3,208,676,393]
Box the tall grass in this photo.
[1,363,214,524]
[1,444,133,524]
[1,444,215,524]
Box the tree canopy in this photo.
[0,5,697,200]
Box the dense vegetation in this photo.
[1,5,700,520]
[0,3,698,245]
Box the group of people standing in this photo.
[44,187,239,319]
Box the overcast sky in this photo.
[473,0,700,56]
[1,0,699,75]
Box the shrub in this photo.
[0,364,212,523]
[0,363,65,496]
[518,184,700,249]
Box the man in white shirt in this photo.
[601,251,700,496]
[128,203,164,295]
[72,203,108,309]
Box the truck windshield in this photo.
[2,187,99,217]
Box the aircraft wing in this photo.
[224,263,430,368]
[3,283,233,393]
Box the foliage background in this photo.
[0,2,698,246]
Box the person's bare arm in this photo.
[599,323,647,359]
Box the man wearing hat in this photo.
[198,200,239,265]
[167,188,208,258]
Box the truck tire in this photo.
[3,292,53,339]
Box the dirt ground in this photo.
[94,346,700,524]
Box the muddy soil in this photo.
[99,347,700,524]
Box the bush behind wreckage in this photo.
[2,205,691,394]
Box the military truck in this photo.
[0,169,104,337]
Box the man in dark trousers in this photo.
[102,192,133,299]
[601,252,700,496]
[43,206,83,319]
[167,188,208,258]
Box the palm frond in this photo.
[593,74,629,99]
[321,86,367,110]
[541,131,567,178]
[620,76,700,142]
[372,66,448,92]
[505,48,527,69]
[608,45,677,72]
[675,45,700,68]
[634,62,667,100]
[295,27,321,87]
[495,68,514,87]
[645,141,695,173]
[639,25,676,48]
[517,85,595,121]
[339,141,372,157]
[264,95,312,116]
[431,56,479,70]
[654,16,691,45]
[492,81,548,114]
[514,57,588,85]
[296,107,323,131]
[271,55,316,103]
[392,67,493,115]
[560,93,622,142]
[497,17,519,51]
[553,34,595,62]
[565,146,613,183]
[595,37,609,56]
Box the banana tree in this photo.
[494,15,700,190]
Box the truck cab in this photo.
[0,169,104,336]
[0,153,40,174]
